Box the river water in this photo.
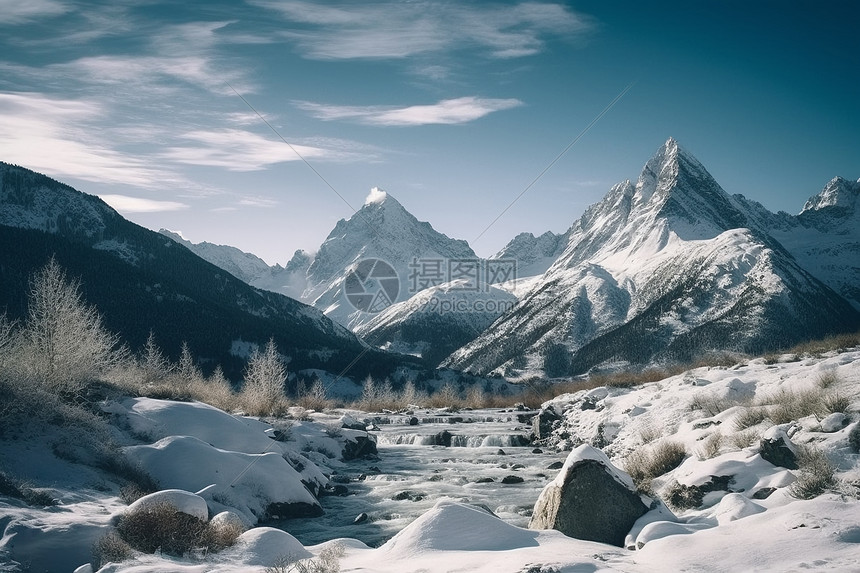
[281,408,566,548]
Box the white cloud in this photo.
[239,196,279,208]
[161,128,376,170]
[0,0,67,24]
[296,96,523,126]
[253,1,592,60]
[99,194,189,213]
[0,92,170,188]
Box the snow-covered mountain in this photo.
[770,177,860,310]
[158,229,311,301]
[303,188,477,329]
[355,279,518,366]
[0,162,420,380]
[491,230,567,280]
[443,138,860,376]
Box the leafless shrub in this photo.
[240,338,289,416]
[698,432,723,460]
[639,424,662,445]
[820,393,851,416]
[265,543,345,573]
[92,531,134,569]
[733,407,768,431]
[689,393,733,417]
[731,429,760,449]
[189,365,235,411]
[761,388,826,424]
[817,371,840,389]
[296,378,331,411]
[426,383,462,409]
[789,446,836,499]
[624,441,687,492]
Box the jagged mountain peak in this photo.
[632,138,750,238]
[801,176,860,215]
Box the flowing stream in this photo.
[281,409,566,548]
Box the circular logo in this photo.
[343,258,400,313]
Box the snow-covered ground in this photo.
[1,350,859,572]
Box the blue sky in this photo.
[1,1,858,264]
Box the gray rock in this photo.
[820,412,848,433]
[759,427,798,469]
[529,445,648,547]
[531,406,562,441]
[342,435,379,461]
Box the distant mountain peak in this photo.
[801,176,860,215]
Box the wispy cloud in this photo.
[160,128,369,170]
[253,1,593,60]
[99,194,189,213]
[239,196,279,208]
[0,0,68,25]
[0,92,171,188]
[296,96,523,126]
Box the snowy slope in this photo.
[4,348,859,572]
[355,279,518,365]
[444,139,860,376]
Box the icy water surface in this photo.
[280,409,566,547]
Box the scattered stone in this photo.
[265,500,324,520]
[547,461,564,470]
[475,477,495,484]
[497,449,507,456]
[532,448,543,454]
[428,474,443,482]
[665,475,734,510]
[751,487,777,500]
[339,415,367,431]
[529,445,649,547]
[329,474,351,484]
[820,412,848,433]
[502,475,525,484]
[531,406,562,441]
[354,512,369,525]
[392,491,425,502]
[511,464,526,470]
[409,416,419,426]
[320,484,349,497]
[342,435,379,461]
[759,426,798,469]
[429,430,454,447]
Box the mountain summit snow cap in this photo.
[800,176,860,215]
[365,186,388,205]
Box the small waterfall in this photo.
[377,433,530,447]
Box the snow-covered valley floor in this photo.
[2,350,860,572]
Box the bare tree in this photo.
[24,258,119,395]
[241,338,287,416]
[140,331,171,384]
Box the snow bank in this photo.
[125,489,208,521]
[124,435,318,523]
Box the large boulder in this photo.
[529,444,649,547]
